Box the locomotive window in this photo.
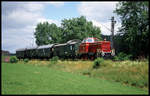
[82,39,86,43]
[87,38,93,43]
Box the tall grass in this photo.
[91,60,149,90]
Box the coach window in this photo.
[70,45,72,50]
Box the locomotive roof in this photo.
[37,44,54,49]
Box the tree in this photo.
[34,22,62,46]
[61,16,102,42]
[114,1,149,58]
[34,16,102,45]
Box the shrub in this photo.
[93,58,104,69]
[48,56,59,67]
[24,58,29,63]
[113,56,120,61]
[51,56,59,62]
[113,52,132,61]
[10,56,18,63]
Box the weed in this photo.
[113,52,132,61]
[93,58,104,69]
[91,60,148,90]
[10,56,18,63]
[48,56,59,67]
[24,59,29,63]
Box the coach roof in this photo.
[37,44,54,49]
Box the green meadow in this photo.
[2,60,148,94]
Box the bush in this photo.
[24,58,29,63]
[93,58,104,69]
[48,56,59,67]
[113,52,132,61]
[10,56,18,63]
[51,56,59,62]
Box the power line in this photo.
[100,23,111,32]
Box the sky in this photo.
[2,1,121,53]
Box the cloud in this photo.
[2,2,44,15]
[91,20,121,35]
[78,2,118,22]
[77,2,121,35]
[46,2,65,7]
[2,2,62,53]
[37,18,61,27]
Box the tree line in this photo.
[34,16,102,45]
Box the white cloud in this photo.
[2,25,36,53]
[2,2,61,53]
[37,18,61,27]
[78,2,118,22]
[92,20,121,35]
[49,2,64,7]
[42,2,64,7]
[6,10,42,29]
[21,2,44,12]
[77,2,121,35]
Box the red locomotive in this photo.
[78,37,115,59]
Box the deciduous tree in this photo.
[114,1,149,58]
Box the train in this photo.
[16,37,115,60]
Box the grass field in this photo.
[2,62,148,94]
[25,59,149,90]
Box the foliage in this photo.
[48,56,59,67]
[24,59,29,63]
[34,22,62,45]
[51,56,59,62]
[113,52,132,61]
[34,16,102,45]
[93,58,104,68]
[2,63,147,94]
[114,1,149,58]
[10,56,18,63]
[61,16,102,42]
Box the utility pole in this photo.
[110,16,116,56]
[110,16,116,50]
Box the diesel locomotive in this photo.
[16,37,115,60]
